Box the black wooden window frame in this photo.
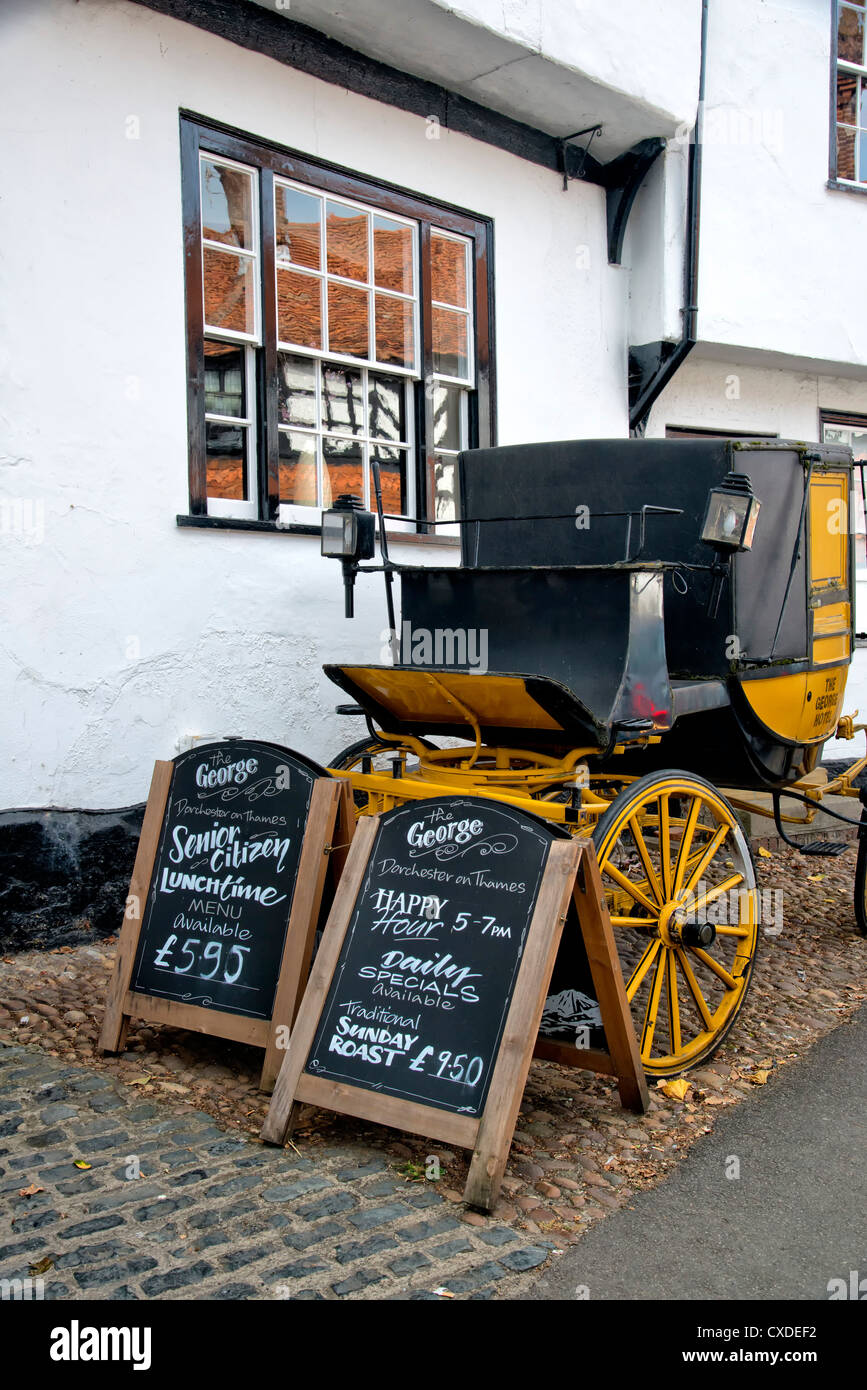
[178,112,495,536]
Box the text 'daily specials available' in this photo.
[302,798,553,1116]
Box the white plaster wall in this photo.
[698,0,867,369]
[0,0,626,808]
[250,0,701,158]
[435,0,700,134]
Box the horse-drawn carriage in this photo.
[318,436,867,1077]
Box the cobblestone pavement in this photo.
[1,843,866,1298]
[0,1043,555,1301]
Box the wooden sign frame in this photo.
[262,819,647,1211]
[534,842,649,1115]
[99,760,355,1092]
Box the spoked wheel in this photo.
[593,769,759,1078]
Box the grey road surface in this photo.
[526,1002,867,1301]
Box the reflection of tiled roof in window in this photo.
[202,214,467,505]
[204,251,250,335]
[278,459,403,511]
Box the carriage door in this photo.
[806,470,851,737]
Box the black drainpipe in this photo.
[629,0,708,435]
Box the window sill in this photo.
[176,514,461,547]
[826,178,867,198]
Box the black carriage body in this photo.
[327,438,855,790]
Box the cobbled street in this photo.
[1,844,865,1301]
[0,1044,551,1301]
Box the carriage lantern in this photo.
[700,471,761,618]
[320,493,375,617]
[700,471,761,553]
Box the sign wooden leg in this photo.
[573,842,650,1114]
[98,761,173,1055]
[463,838,579,1211]
[259,779,343,1093]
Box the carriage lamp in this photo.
[701,472,761,620]
[700,472,761,553]
[320,494,375,618]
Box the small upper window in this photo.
[835,1,867,183]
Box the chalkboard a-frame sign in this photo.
[99,741,353,1091]
[262,797,647,1211]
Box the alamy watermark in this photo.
[381,622,489,673]
[679,880,783,935]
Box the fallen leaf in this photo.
[807,874,824,882]
[661,1078,690,1101]
[18,1183,44,1197]
[751,1070,770,1085]
[73,1160,92,1170]
[29,1256,54,1276]
[127,1075,152,1086]
[158,1082,190,1094]
[757,846,773,858]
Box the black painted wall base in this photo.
[0,807,145,954]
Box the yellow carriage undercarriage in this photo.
[326,666,867,1079]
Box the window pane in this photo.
[838,70,858,125]
[326,201,369,282]
[206,422,247,500]
[323,434,364,507]
[371,445,407,516]
[204,340,245,418]
[433,383,463,451]
[431,233,468,307]
[203,247,256,336]
[200,159,254,249]
[277,267,322,348]
[276,186,321,270]
[375,293,414,368]
[369,374,408,443]
[373,215,414,295]
[839,3,866,65]
[838,124,857,179]
[431,453,457,521]
[328,281,369,358]
[278,353,316,428]
[432,307,469,379]
[278,429,318,506]
[321,365,364,434]
[859,127,867,182]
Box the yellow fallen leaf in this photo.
[73,1160,92,1170]
[661,1078,690,1101]
[807,874,824,882]
[127,1075,152,1086]
[758,847,773,859]
[29,1256,54,1276]
[751,1069,770,1085]
[18,1183,43,1197]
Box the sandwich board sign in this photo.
[261,797,646,1210]
[99,740,353,1091]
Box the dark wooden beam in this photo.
[131,0,593,181]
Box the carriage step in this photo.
[796,840,849,857]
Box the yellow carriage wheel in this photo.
[593,769,759,1079]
